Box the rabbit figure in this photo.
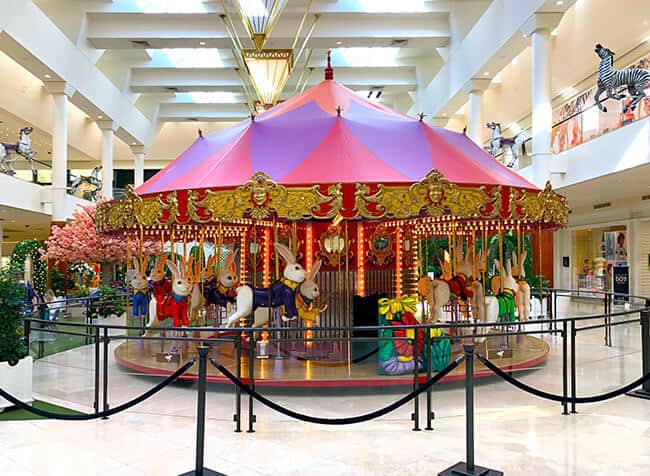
[226,243,306,327]
[131,256,150,319]
[484,259,519,324]
[511,250,531,321]
[161,257,194,328]
[148,254,170,324]
[296,259,328,323]
[204,248,239,308]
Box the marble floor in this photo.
[1,299,649,475]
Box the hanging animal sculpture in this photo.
[0,126,38,180]
[484,259,519,325]
[417,245,474,323]
[485,122,529,168]
[226,243,306,327]
[131,256,150,321]
[70,165,103,201]
[594,43,650,114]
[511,250,531,321]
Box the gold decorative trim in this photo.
[96,185,176,232]
[355,170,493,220]
[511,181,569,227]
[196,172,342,221]
[366,224,394,266]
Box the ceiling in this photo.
[33,0,491,122]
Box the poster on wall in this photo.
[604,232,616,263]
[614,231,628,265]
[613,266,629,302]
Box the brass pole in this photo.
[345,222,351,375]
[139,225,144,265]
[273,218,280,281]
[217,221,223,281]
[498,221,504,291]
[538,223,543,282]
[252,226,257,288]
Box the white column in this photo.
[462,79,490,146]
[131,145,145,187]
[522,13,563,186]
[531,28,552,182]
[45,82,76,222]
[98,121,116,199]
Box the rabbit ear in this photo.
[274,242,295,264]
[494,259,502,274]
[506,259,512,277]
[230,249,240,272]
[167,260,180,278]
[308,259,322,280]
[521,250,527,263]
[222,251,234,271]
[132,257,140,274]
[512,251,517,265]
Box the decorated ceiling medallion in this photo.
[243,49,293,108]
[234,0,288,51]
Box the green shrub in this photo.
[95,285,126,319]
[0,266,28,365]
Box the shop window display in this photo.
[572,226,627,293]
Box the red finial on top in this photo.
[325,50,334,80]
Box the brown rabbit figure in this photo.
[296,259,328,324]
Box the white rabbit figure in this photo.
[226,243,306,327]
[131,256,150,319]
[511,250,531,321]
[296,259,328,324]
[147,254,169,328]
[162,258,193,328]
[484,259,519,325]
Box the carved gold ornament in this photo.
[96,185,177,232]
[367,224,394,266]
[196,172,342,222]
[511,181,569,227]
[317,226,351,267]
[355,170,495,220]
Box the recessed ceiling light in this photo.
[556,1,564,5]
[199,41,207,46]
[98,115,103,119]
[483,71,490,76]
[442,113,448,117]
[336,41,342,45]
[44,74,51,79]
[131,142,137,145]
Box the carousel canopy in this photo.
[97,67,568,234]
[138,80,535,195]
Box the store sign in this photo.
[613,266,629,302]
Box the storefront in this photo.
[571,225,628,294]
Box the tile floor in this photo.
[1,299,649,475]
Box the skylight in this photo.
[150,49,225,68]
[134,0,207,13]
[336,48,400,67]
[357,0,429,13]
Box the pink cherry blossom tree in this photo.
[42,201,161,265]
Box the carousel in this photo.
[97,62,568,387]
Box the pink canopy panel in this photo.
[138,79,538,195]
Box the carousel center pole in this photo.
[498,220,504,292]
[345,222,351,375]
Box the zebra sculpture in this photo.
[594,43,650,114]
[485,122,529,168]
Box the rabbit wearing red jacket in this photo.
[161,259,193,328]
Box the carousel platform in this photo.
[114,335,550,388]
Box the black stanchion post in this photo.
[180,346,223,476]
[94,327,100,414]
[102,326,110,419]
[234,336,242,432]
[562,320,569,415]
[425,327,434,431]
[24,318,31,352]
[628,300,650,400]
[439,344,502,476]
[247,329,256,433]
[412,327,421,432]
[570,319,577,414]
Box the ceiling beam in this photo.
[86,12,450,50]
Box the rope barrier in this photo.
[0,360,195,420]
[210,355,464,425]
[352,347,379,363]
[477,354,650,404]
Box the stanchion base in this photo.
[179,468,225,476]
[627,389,650,400]
[438,462,503,476]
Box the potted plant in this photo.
[0,266,33,411]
